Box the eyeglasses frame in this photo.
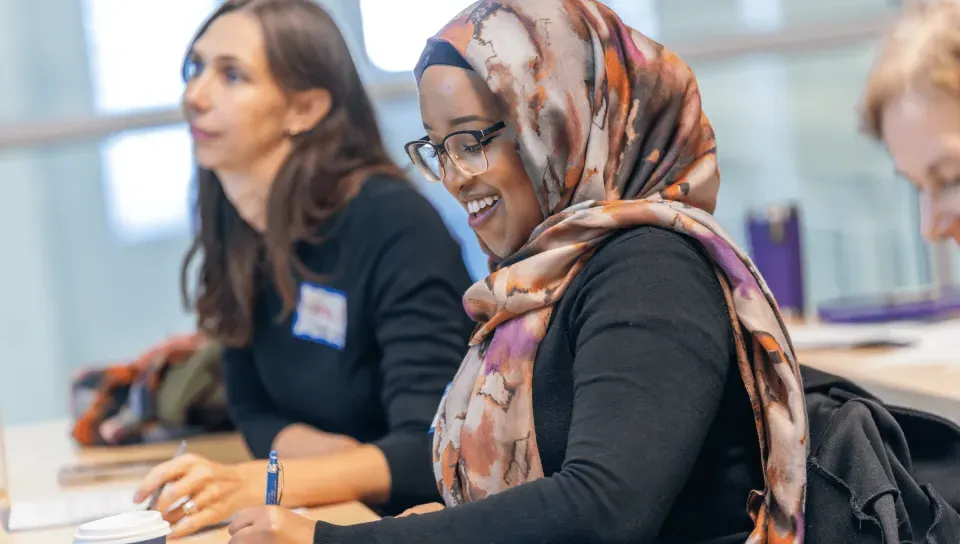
[404,121,507,182]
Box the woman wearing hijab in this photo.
[226,1,809,543]
[860,0,960,243]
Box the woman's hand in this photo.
[227,506,316,544]
[133,453,261,537]
[397,502,445,517]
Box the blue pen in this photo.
[265,450,281,505]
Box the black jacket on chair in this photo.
[801,366,960,543]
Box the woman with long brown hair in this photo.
[132,0,474,537]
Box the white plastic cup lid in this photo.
[74,511,172,544]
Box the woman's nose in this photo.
[182,78,212,115]
[920,191,960,243]
[441,156,471,192]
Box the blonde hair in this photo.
[859,0,960,140]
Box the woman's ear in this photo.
[285,88,332,136]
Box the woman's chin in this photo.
[477,237,503,260]
[192,147,221,171]
[479,237,521,263]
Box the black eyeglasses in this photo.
[404,121,506,182]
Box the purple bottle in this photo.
[746,204,806,319]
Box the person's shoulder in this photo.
[590,225,712,272]
[568,225,732,346]
[354,172,412,199]
[571,225,726,317]
[344,173,460,249]
[351,174,444,224]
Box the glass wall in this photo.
[0,0,916,424]
[694,45,927,305]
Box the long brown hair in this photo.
[180,0,402,347]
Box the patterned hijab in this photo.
[422,1,808,542]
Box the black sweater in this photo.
[222,176,475,511]
[314,227,764,543]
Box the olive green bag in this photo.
[155,340,233,432]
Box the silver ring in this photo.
[182,499,198,515]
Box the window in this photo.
[99,126,195,244]
[81,0,215,242]
[607,0,660,39]
[359,0,483,73]
[82,0,215,113]
[737,0,783,32]
[361,1,662,73]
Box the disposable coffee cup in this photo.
[74,511,172,544]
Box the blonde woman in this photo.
[860,0,960,242]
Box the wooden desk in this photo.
[799,348,960,424]
[1,420,379,543]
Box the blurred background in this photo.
[0,0,932,424]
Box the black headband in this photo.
[414,38,473,84]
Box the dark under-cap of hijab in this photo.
[414,38,473,84]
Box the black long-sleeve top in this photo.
[313,226,765,543]
[222,175,475,512]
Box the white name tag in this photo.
[292,283,347,350]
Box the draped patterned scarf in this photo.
[425,1,808,542]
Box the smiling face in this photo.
[417,65,543,260]
[882,89,960,243]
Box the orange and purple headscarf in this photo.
[422,1,808,542]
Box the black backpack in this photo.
[802,365,960,543]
